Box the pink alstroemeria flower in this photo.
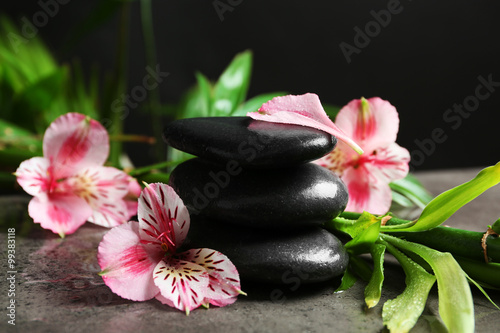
[98,183,244,314]
[315,97,410,214]
[15,113,140,237]
[247,93,364,154]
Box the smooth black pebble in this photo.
[163,117,336,168]
[182,217,349,284]
[169,158,348,229]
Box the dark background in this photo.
[3,0,500,170]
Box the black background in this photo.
[3,0,500,170]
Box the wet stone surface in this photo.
[2,168,500,332]
[182,218,349,284]
[162,117,336,168]
[168,158,348,229]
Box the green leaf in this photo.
[381,241,437,333]
[455,256,500,290]
[389,162,500,232]
[334,266,358,293]
[390,173,433,209]
[212,50,252,116]
[0,119,42,151]
[464,274,500,310]
[490,218,500,234]
[232,92,286,116]
[327,211,380,239]
[391,190,415,208]
[345,220,381,255]
[364,243,386,308]
[194,72,213,117]
[13,68,68,131]
[382,234,474,333]
[349,255,373,282]
[176,79,212,119]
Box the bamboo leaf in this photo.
[382,234,474,333]
[213,50,252,116]
[327,211,380,239]
[345,220,381,255]
[382,241,437,333]
[390,173,433,209]
[364,243,386,308]
[389,162,500,232]
[334,266,358,293]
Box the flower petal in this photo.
[124,177,141,218]
[28,193,92,236]
[43,113,109,178]
[335,97,400,153]
[178,248,243,307]
[247,93,363,154]
[365,143,410,184]
[65,166,132,228]
[313,142,350,177]
[153,258,209,314]
[342,166,393,215]
[15,157,52,197]
[98,221,161,301]
[138,183,190,253]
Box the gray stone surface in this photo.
[1,168,500,333]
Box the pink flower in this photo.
[15,113,140,237]
[247,93,364,154]
[315,97,410,214]
[98,183,243,314]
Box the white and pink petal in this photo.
[341,166,393,215]
[153,257,209,314]
[178,248,243,307]
[138,183,190,253]
[124,176,142,218]
[43,113,109,178]
[366,143,410,184]
[247,93,363,154]
[15,157,53,196]
[98,221,161,301]
[65,166,131,227]
[28,193,92,237]
[335,97,400,153]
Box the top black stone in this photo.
[162,117,336,168]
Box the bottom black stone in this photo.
[182,217,349,284]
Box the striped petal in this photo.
[138,183,190,253]
[43,113,109,178]
[178,248,243,307]
[365,143,410,184]
[247,93,363,154]
[28,193,92,237]
[66,166,131,228]
[98,221,161,301]
[15,157,52,197]
[153,257,209,315]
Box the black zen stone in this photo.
[168,158,348,229]
[182,217,349,284]
[162,117,336,168]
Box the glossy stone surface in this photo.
[182,217,349,284]
[163,117,336,168]
[169,158,348,229]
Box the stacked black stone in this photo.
[163,117,349,284]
